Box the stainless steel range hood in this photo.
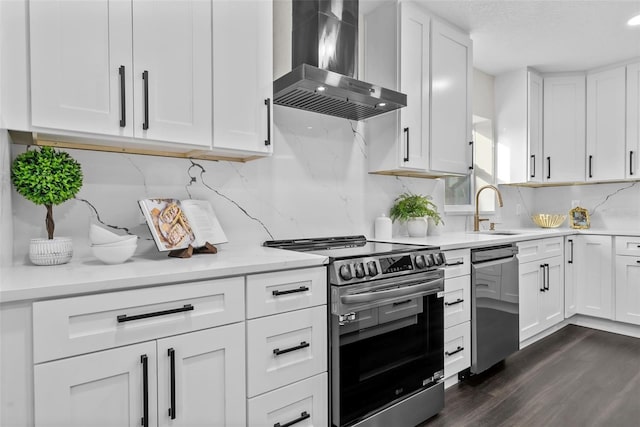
[273,0,407,121]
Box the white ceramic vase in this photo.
[29,237,73,266]
[406,217,428,237]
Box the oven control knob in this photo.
[425,254,435,267]
[434,253,446,266]
[415,255,426,269]
[354,263,365,278]
[339,264,353,281]
[366,261,378,277]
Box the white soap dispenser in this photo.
[374,214,392,240]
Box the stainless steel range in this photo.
[264,235,446,427]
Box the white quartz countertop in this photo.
[379,228,640,250]
[0,243,328,303]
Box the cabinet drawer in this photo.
[248,373,328,427]
[247,306,327,397]
[517,237,563,263]
[444,321,470,378]
[247,267,326,319]
[33,277,244,363]
[616,236,640,256]
[443,249,470,278]
[444,275,470,328]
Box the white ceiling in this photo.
[362,0,640,76]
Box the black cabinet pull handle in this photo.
[568,239,573,264]
[141,355,149,427]
[445,346,464,356]
[636,260,640,264]
[117,304,194,323]
[403,127,410,162]
[445,298,464,306]
[631,151,635,176]
[142,70,149,130]
[445,260,464,267]
[540,264,546,292]
[544,263,550,291]
[119,65,126,127]
[168,348,176,420]
[264,98,271,146]
[272,286,309,296]
[392,299,413,307]
[273,341,309,356]
[469,140,474,170]
[546,157,551,180]
[274,411,311,427]
[530,154,535,178]
[588,155,593,178]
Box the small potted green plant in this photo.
[390,192,443,237]
[11,146,83,265]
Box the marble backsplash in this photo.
[3,105,639,266]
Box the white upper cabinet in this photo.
[627,62,640,178]
[495,69,543,184]
[543,75,586,183]
[212,0,273,155]
[132,0,212,146]
[430,19,473,175]
[364,1,471,176]
[29,0,134,138]
[586,66,626,181]
[30,0,213,148]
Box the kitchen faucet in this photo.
[474,185,504,231]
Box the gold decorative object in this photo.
[569,206,590,229]
[531,214,567,228]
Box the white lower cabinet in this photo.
[248,373,328,427]
[442,249,470,382]
[615,236,640,325]
[518,238,564,343]
[574,235,613,319]
[35,323,245,427]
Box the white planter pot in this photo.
[29,237,73,266]
[406,217,428,237]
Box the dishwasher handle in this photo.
[471,255,517,269]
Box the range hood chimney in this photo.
[273,0,407,121]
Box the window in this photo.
[444,115,495,213]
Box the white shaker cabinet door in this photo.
[34,341,157,427]
[575,235,613,319]
[212,0,273,154]
[615,256,640,325]
[543,75,586,183]
[430,19,472,175]
[519,261,544,342]
[156,323,246,427]
[586,66,626,181]
[29,0,133,136]
[627,62,640,178]
[132,0,212,147]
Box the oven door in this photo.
[330,273,444,427]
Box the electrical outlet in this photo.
[571,200,580,208]
[516,204,523,215]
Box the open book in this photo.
[138,198,227,251]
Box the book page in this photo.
[180,200,228,248]
[138,199,195,251]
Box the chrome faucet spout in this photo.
[474,185,504,231]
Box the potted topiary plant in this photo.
[11,146,83,265]
[389,192,443,237]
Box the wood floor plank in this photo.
[419,325,640,427]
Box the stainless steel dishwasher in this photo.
[470,244,519,374]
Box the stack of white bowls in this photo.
[89,224,138,264]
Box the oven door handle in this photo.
[340,278,444,305]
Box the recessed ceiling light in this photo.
[628,14,640,26]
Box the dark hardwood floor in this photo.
[419,325,640,427]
